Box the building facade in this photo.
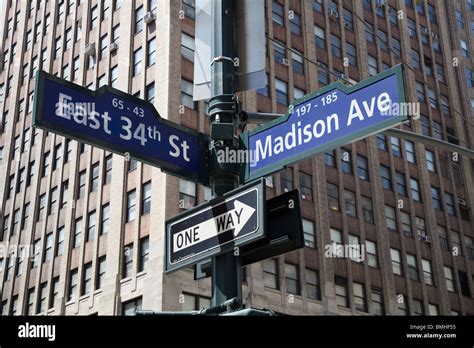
[0,0,473,316]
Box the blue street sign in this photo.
[33,71,209,184]
[240,65,407,183]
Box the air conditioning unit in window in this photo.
[377,0,388,7]
[144,12,156,24]
[458,198,467,206]
[279,57,290,66]
[328,10,339,20]
[421,28,430,36]
[84,43,96,56]
[431,32,439,40]
[343,21,351,29]
[109,42,119,52]
[423,235,432,243]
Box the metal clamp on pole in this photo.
[201,297,242,315]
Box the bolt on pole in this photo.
[208,0,242,307]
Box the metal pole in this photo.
[208,0,242,306]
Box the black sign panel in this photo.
[194,189,304,280]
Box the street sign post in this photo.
[165,179,265,273]
[240,65,407,183]
[33,70,209,184]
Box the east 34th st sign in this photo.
[32,70,209,184]
[240,64,407,183]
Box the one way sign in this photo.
[165,179,265,273]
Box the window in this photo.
[123,243,133,278]
[410,178,421,202]
[299,172,312,201]
[302,219,315,248]
[360,196,373,224]
[133,47,142,76]
[38,283,48,313]
[407,254,418,281]
[444,266,455,292]
[182,0,195,19]
[61,181,69,209]
[330,34,341,58]
[126,190,136,222]
[56,226,65,256]
[400,211,412,237]
[275,79,288,105]
[291,51,304,75]
[380,165,391,190]
[147,37,156,67]
[27,289,35,315]
[444,192,455,216]
[285,263,300,295]
[395,172,407,196]
[353,282,367,312]
[390,248,402,275]
[179,179,196,210]
[181,79,195,109]
[146,82,155,104]
[111,65,118,87]
[100,203,110,235]
[263,259,279,290]
[348,234,361,262]
[90,5,98,29]
[280,168,293,192]
[122,297,142,315]
[335,276,349,307]
[138,237,150,272]
[82,263,93,295]
[74,218,83,248]
[431,187,442,210]
[37,194,47,222]
[371,288,384,315]
[340,149,352,174]
[377,29,388,51]
[422,259,433,286]
[460,39,469,58]
[377,134,387,151]
[181,33,195,62]
[343,8,354,30]
[78,170,87,199]
[44,233,53,262]
[104,155,112,184]
[135,5,144,33]
[272,1,284,26]
[390,137,401,157]
[91,163,100,192]
[413,299,424,315]
[181,293,210,311]
[68,269,78,301]
[305,269,320,300]
[465,236,474,259]
[385,205,397,231]
[404,141,416,163]
[99,34,108,60]
[87,211,96,241]
[326,183,339,211]
[368,55,377,76]
[313,0,323,12]
[273,42,286,65]
[290,12,301,35]
[365,25,375,44]
[324,151,335,167]
[42,151,51,177]
[97,257,106,289]
[438,226,449,251]
[451,231,462,255]
[330,228,343,257]
[425,150,436,172]
[314,26,325,49]
[344,191,357,218]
